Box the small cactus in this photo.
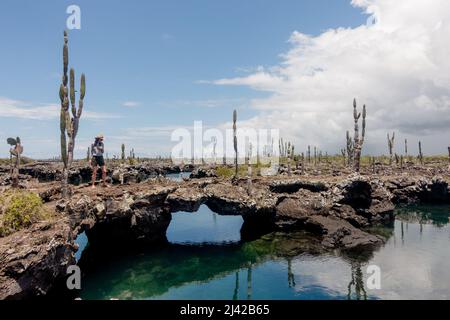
[7,137,23,188]
[387,132,395,165]
[418,141,424,165]
[246,140,252,196]
[307,145,311,164]
[405,139,408,157]
[352,99,366,172]
[287,144,293,176]
[233,110,238,181]
[121,143,126,161]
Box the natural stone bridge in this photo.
[1,172,450,299]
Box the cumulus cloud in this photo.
[0,97,120,120]
[212,0,450,155]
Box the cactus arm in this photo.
[361,105,366,143]
[70,68,77,118]
[63,31,69,86]
[80,73,86,100]
[77,73,85,118]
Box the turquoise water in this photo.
[165,172,192,182]
[77,205,450,300]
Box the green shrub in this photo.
[0,190,50,237]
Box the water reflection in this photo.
[396,205,450,227]
[78,205,450,300]
[347,262,367,300]
[167,205,244,244]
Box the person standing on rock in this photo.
[91,134,108,188]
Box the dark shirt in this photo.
[92,140,104,157]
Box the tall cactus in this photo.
[387,132,395,165]
[418,141,423,165]
[7,137,23,188]
[59,30,86,197]
[352,99,366,172]
[404,139,408,157]
[121,143,126,161]
[233,110,238,181]
[307,145,311,163]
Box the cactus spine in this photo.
[387,132,395,165]
[59,30,86,197]
[7,137,23,188]
[352,99,366,173]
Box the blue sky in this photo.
[5,1,443,158]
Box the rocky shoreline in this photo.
[0,163,449,299]
[0,161,194,186]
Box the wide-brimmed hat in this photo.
[96,134,104,139]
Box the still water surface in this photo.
[78,205,450,300]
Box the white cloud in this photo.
[122,101,141,108]
[0,97,120,120]
[212,0,450,155]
